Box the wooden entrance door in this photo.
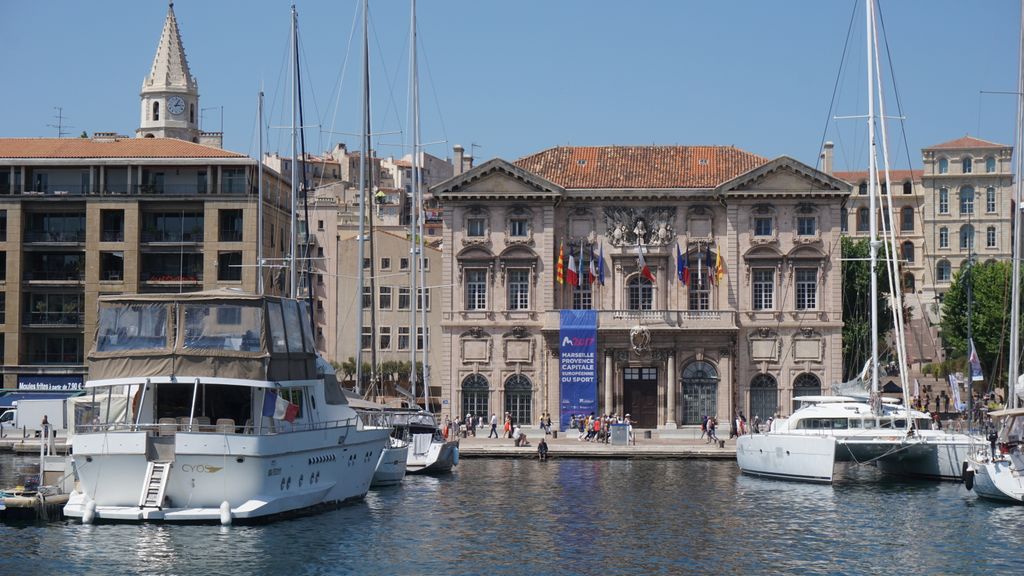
[624,367,658,428]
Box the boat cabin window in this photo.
[96,303,169,351]
[795,417,848,430]
[182,303,263,352]
[267,301,287,353]
[282,300,305,353]
[156,383,253,431]
[299,302,316,353]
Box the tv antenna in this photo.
[47,107,72,138]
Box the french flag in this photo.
[637,244,656,282]
[263,389,299,423]
[589,244,599,285]
[566,253,579,286]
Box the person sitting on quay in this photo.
[513,425,529,447]
[537,437,549,461]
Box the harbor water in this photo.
[2,452,1023,574]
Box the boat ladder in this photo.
[138,461,172,509]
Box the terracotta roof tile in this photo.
[513,145,767,189]
[0,138,247,159]
[833,169,922,183]
[927,136,1008,150]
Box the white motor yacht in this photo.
[737,396,974,482]
[343,392,410,487]
[964,408,1024,503]
[63,291,390,524]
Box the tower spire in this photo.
[143,1,196,92]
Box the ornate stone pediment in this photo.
[603,206,677,247]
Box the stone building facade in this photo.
[433,146,849,427]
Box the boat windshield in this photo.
[794,418,849,430]
[182,302,263,352]
[96,303,169,352]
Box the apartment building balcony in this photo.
[140,271,203,285]
[541,309,738,332]
[23,311,85,327]
[140,229,204,244]
[23,230,86,244]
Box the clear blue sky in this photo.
[1,0,1020,172]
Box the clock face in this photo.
[167,96,186,116]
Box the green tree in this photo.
[940,260,1017,389]
[841,237,894,380]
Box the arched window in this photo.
[986,156,997,173]
[901,206,914,231]
[461,374,489,423]
[960,224,974,250]
[962,157,973,173]
[857,207,870,232]
[902,272,915,292]
[792,373,821,412]
[749,374,779,420]
[152,101,160,121]
[939,227,949,249]
[628,275,654,311]
[840,207,848,233]
[681,361,718,425]
[959,187,974,215]
[901,240,915,263]
[504,374,532,426]
[986,187,996,212]
[938,158,949,174]
[859,181,867,195]
[937,260,952,282]
[902,181,913,195]
[189,103,195,124]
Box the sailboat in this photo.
[962,0,1024,503]
[736,0,976,482]
[387,0,459,475]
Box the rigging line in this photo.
[269,26,292,155]
[814,0,860,172]
[295,15,316,324]
[296,26,324,152]
[416,24,450,150]
[324,5,361,163]
[368,6,407,146]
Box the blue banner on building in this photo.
[559,309,597,430]
[17,374,84,391]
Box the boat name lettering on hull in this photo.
[180,464,223,474]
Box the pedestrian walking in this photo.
[489,413,499,438]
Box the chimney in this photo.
[822,141,834,175]
[453,144,465,176]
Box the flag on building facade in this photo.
[597,244,605,285]
[589,244,598,285]
[566,251,579,286]
[682,247,690,285]
[705,243,714,285]
[637,244,656,282]
[556,242,565,285]
[577,242,585,287]
[676,243,684,283]
[969,338,984,382]
[714,247,724,283]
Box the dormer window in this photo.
[858,182,867,195]
[468,218,486,237]
[962,157,973,174]
[938,158,949,174]
[986,156,997,173]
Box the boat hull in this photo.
[968,455,1024,503]
[872,434,975,481]
[736,434,837,482]
[372,442,409,487]
[64,426,389,523]
[406,436,459,474]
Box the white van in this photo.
[0,408,15,436]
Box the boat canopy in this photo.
[87,289,317,383]
[988,407,1024,418]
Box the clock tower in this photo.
[136,2,201,142]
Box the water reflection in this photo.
[3,456,1024,574]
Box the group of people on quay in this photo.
[568,413,635,444]
[443,412,558,447]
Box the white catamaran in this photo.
[737,0,977,482]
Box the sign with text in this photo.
[559,309,597,430]
[17,374,84,391]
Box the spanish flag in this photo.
[556,241,565,285]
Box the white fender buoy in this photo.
[82,500,96,525]
[219,501,232,526]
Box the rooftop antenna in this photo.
[47,107,72,138]
[469,142,482,158]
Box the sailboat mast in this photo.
[866,0,880,401]
[354,0,370,395]
[257,89,265,295]
[414,0,429,412]
[1008,0,1024,409]
[407,0,420,407]
[289,5,299,298]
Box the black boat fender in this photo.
[961,461,975,491]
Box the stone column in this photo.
[663,351,677,428]
[604,351,614,415]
